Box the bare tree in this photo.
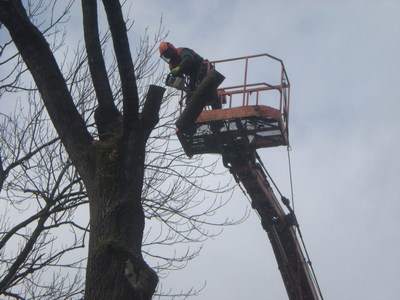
[0,1,242,299]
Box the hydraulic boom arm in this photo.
[224,152,322,300]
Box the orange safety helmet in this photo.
[159,42,178,63]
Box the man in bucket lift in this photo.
[159,42,222,109]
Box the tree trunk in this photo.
[0,2,164,299]
[83,122,160,300]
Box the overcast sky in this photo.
[2,1,400,299]
[126,1,400,299]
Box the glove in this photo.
[170,66,181,76]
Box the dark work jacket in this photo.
[170,48,219,108]
[169,48,204,81]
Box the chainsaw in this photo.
[165,73,186,91]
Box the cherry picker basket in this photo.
[177,53,291,157]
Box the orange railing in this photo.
[211,53,290,131]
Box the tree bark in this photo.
[86,84,165,299]
[85,135,149,299]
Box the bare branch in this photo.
[82,0,121,139]
[0,0,94,182]
[101,0,140,133]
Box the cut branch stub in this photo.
[141,85,166,140]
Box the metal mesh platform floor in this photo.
[177,105,288,157]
